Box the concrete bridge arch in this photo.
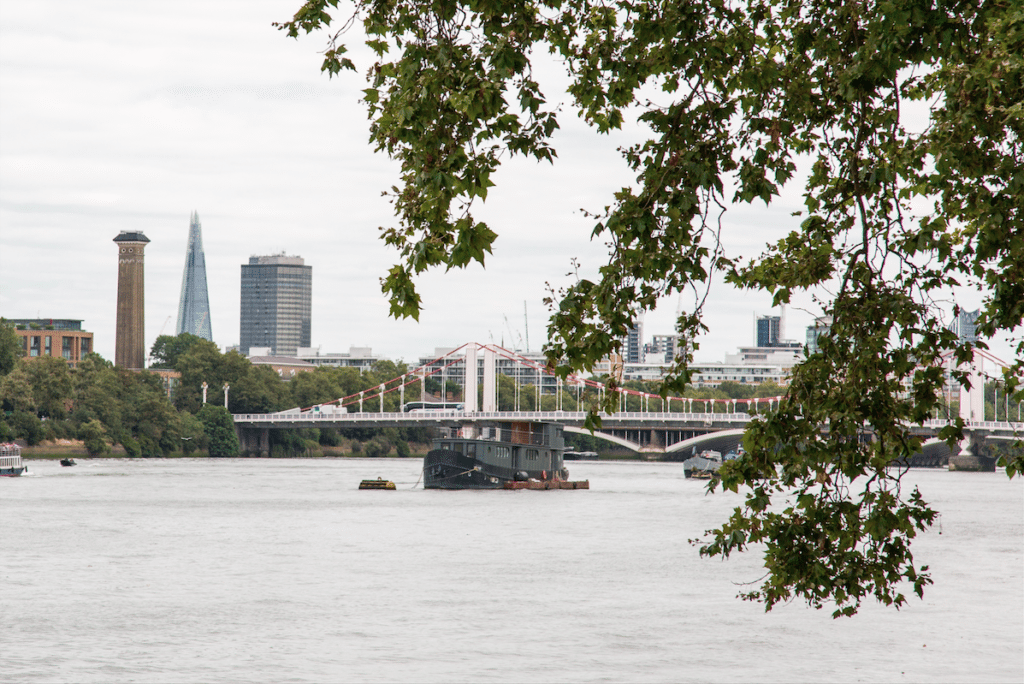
[664,429,746,457]
[563,425,641,453]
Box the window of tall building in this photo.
[30,336,40,357]
[44,336,52,356]
[81,338,91,355]
[62,337,73,360]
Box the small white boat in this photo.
[1,443,27,477]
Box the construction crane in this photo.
[523,301,530,353]
[503,315,524,351]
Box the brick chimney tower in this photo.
[113,231,150,369]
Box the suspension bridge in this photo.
[232,342,1022,468]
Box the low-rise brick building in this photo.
[9,319,94,367]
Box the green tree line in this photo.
[0,325,429,457]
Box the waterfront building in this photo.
[113,231,150,370]
[295,346,381,371]
[417,348,562,395]
[689,362,790,388]
[239,254,312,356]
[247,352,315,380]
[175,211,213,341]
[8,319,94,367]
[610,359,789,387]
[725,343,803,369]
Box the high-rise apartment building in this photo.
[756,315,782,347]
[624,321,644,364]
[239,254,311,356]
[113,231,149,369]
[175,211,213,341]
[645,334,679,363]
[806,316,833,355]
[949,307,980,346]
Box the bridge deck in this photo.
[233,410,1022,435]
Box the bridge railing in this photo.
[233,410,756,424]
[921,419,1024,431]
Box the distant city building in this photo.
[600,358,790,387]
[175,211,213,341]
[248,354,315,380]
[149,368,181,399]
[644,334,679,363]
[690,362,790,388]
[8,319,93,367]
[806,315,833,355]
[725,343,803,369]
[417,348,563,394]
[949,308,980,346]
[756,315,782,347]
[624,320,645,364]
[113,231,150,370]
[239,254,312,356]
[295,346,381,371]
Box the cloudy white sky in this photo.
[0,1,1013,366]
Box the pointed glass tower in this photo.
[175,211,213,341]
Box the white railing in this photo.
[232,412,1023,439]
[233,410,755,424]
[921,419,1024,432]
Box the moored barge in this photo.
[683,449,723,479]
[423,422,587,490]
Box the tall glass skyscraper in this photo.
[240,254,312,356]
[175,211,213,341]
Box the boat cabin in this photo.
[432,422,565,475]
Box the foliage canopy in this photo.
[280,0,1023,616]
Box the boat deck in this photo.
[503,480,589,490]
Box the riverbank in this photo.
[18,439,642,460]
[17,439,435,459]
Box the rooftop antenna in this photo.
[524,301,530,353]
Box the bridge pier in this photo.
[236,426,270,458]
[948,431,996,472]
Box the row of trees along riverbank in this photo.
[4,326,1018,457]
[0,327,436,457]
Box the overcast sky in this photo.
[0,1,1013,367]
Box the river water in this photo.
[2,459,1021,683]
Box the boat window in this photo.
[454,442,463,453]
[441,443,450,451]
[466,443,476,456]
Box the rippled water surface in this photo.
[2,459,1021,682]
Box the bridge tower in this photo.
[950,348,996,471]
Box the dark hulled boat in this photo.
[682,449,723,479]
[423,422,570,490]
